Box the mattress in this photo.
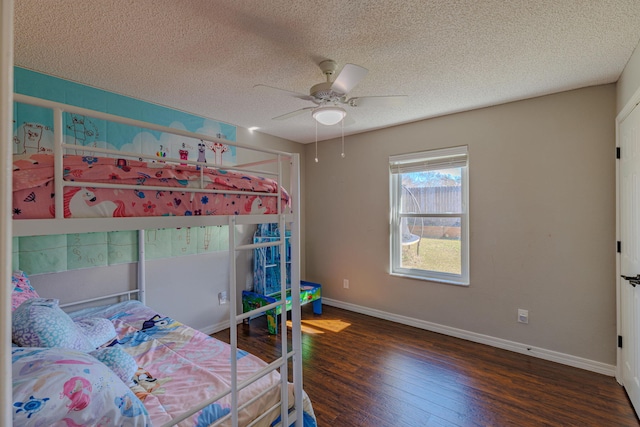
[12,153,289,219]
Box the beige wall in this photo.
[304,85,616,364]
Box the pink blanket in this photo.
[12,153,289,219]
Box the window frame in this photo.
[389,146,469,285]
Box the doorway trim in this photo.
[615,84,640,384]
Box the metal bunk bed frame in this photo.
[2,91,304,426]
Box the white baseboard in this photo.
[200,320,232,336]
[201,312,267,336]
[322,297,616,377]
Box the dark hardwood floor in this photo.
[213,304,639,426]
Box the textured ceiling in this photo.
[13,0,640,144]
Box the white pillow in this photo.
[12,298,94,352]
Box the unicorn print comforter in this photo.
[68,300,316,427]
[12,153,289,219]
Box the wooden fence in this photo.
[402,186,461,240]
[402,186,461,214]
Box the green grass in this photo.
[401,237,461,274]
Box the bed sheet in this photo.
[69,300,315,427]
[12,153,289,219]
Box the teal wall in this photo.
[13,67,236,153]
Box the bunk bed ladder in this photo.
[229,220,296,426]
[227,153,303,427]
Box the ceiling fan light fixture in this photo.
[312,106,346,126]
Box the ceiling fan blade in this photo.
[348,95,408,107]
[331,64,368,95]
[253,84,315,102]
[272,107,315,120]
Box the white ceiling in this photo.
[13,0,640,144]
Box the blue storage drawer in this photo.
[253,223,291,295]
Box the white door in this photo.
[620,101,640,414]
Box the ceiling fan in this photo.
[254,60,407,125]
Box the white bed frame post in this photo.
[137,230,146,304]
[277,154,289,425]
[228,216,240,427]
[289,153,303,427]
[53,107,64,218]
[278,212,289,425]
[0,0,13,425]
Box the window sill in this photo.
[390,272,469,287]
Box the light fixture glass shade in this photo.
[312,106,346,125]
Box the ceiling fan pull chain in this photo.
[315,120,319,163]
[341,119,345,158]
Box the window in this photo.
[389,146,469,285]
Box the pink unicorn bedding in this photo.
[12,153,290,220]
[67,300,316,427]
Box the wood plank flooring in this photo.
[213,304,639,426]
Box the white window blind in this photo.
[389,146,468,174]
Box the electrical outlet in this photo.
[218,291,228,305]
[518,309,529,324]
[343,279,349,289]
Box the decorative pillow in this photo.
[75,317,117,349]
[89,346,138,385]
[12,346,150,426]
[11,270,40,311]
[12,298,94,352]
